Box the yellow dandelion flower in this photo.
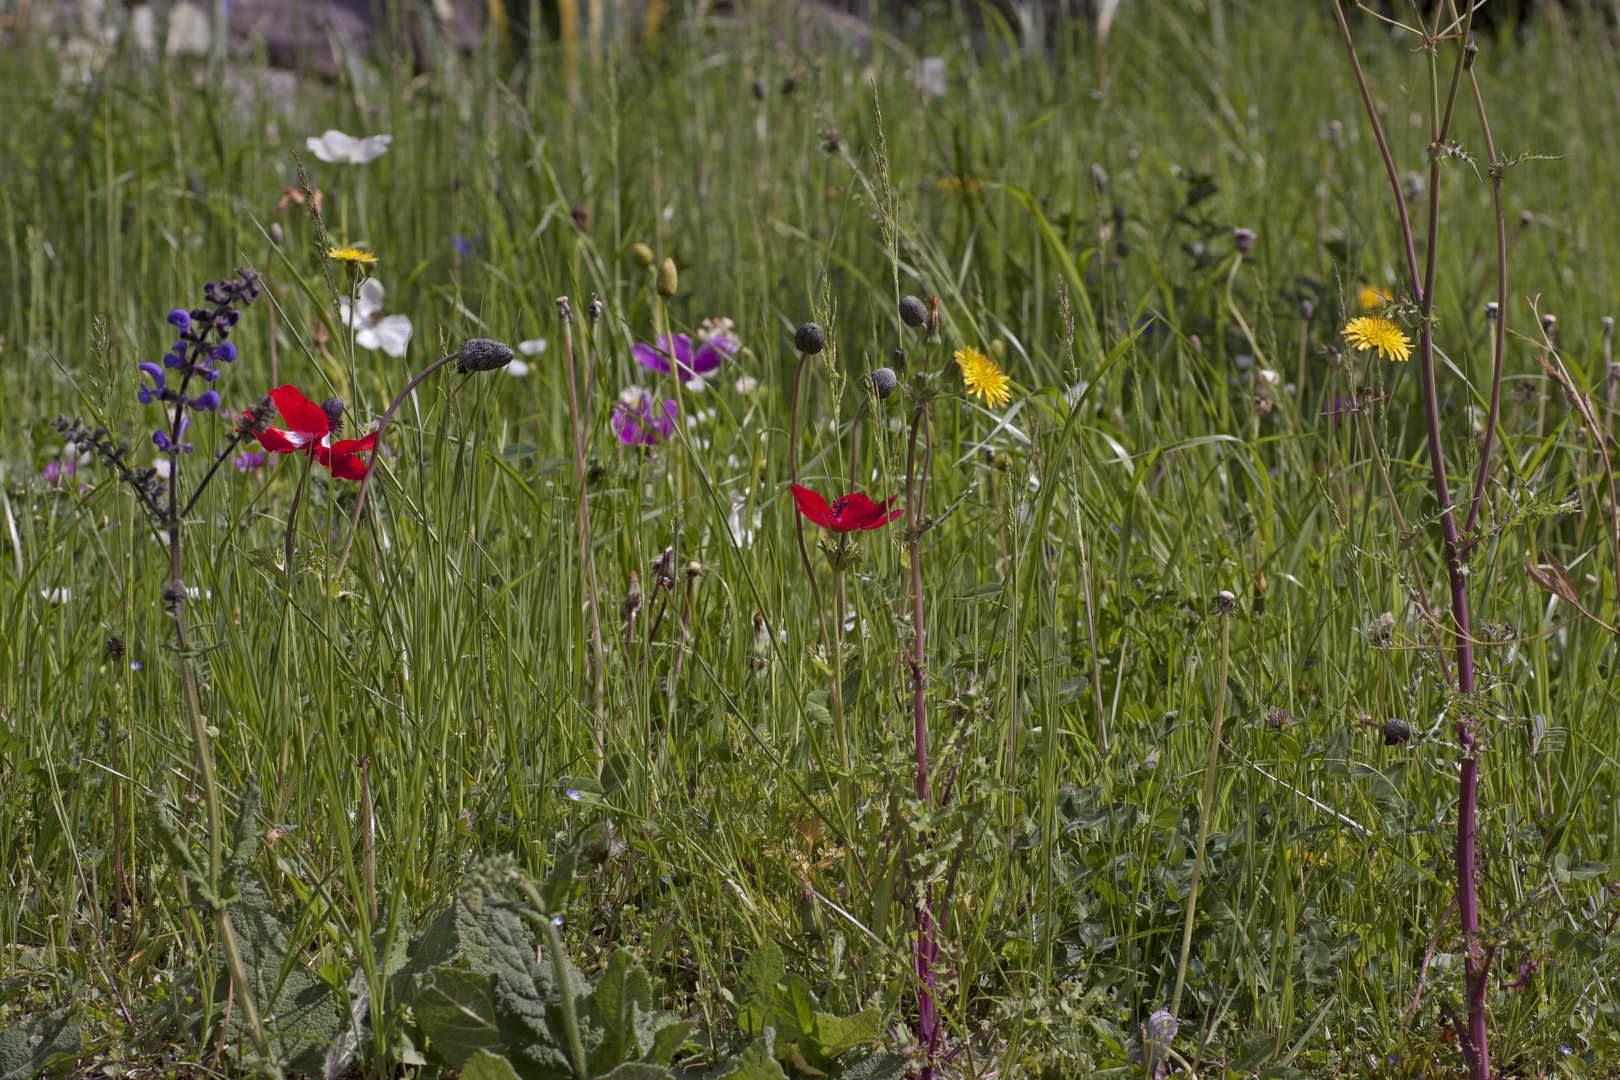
[329,247,378,266]
[1357,285,1391,311]
[955,346,1012,408]
[1342,315,1412,363]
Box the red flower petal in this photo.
[269,385,329,439]
[330,432,378,455]
[791,485,836,530]
[317,446,370,480]
[256,426,308,453]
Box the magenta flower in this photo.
[611,395,678,447]
[233,450,268,474]
[632,332,736,389]
[42,459,77,486]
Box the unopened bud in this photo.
[457,338,516,373]
[1215,590,1237,615]
[1299,298,1314,320]
[1541,313,1558,333]
[869,367,898,399]
[588,295,604,323]
[320,396,344,436]
[654,546,678,584]
[1603,316,1615,338]
[630,242,655,270]
[890,347,908,374]
[795,322,826,355]
[622,571,643,617]
[268,223,284,245]
[556,296,573,322]
[1382,718,1412,745]
[1484,301,1499,320]
[1233,227,1257,253]
[923,296,941,347]
[1267,706,1292,730]
[899,295,928,329]
[1520,210,1533,228]
[655,257,678,298]
[1090,163,1109,190]
[571,203,590,230]
[685,560,704,579]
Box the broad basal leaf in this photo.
[413,963,503,1068]
[0,1009,80,1080]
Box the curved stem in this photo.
[333,349,463,579]
[788,352,833,673]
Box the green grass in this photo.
[2,1,1619,1075]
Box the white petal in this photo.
[306,135,339,162]
[685,374,707,394]
[518,338,547,356]
[356,327,381,351]
[375,316,413,357]
[310,129,358,162]
[358,277,385,318]
[339,297,359,328]
[507,359,531,377]
[352,134,393,163]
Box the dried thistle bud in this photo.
[795,322,826,355]
[869,367,898,399]
[320,396,345,436]
[899,295,928,329]
[457,338,516,373]
[268,223,284,245]
[1382,717,1412,745]
[571,203,590,230]
[105,635,125,662]
[655,257,678,298]
[1215,590,1237,615]
[630,242,655,270]
[1233,227,1257,253]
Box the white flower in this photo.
[727,490,761,549]
[153,459,172,478]
[685,374,708,394]
[1257,368,1281,386]
[340,278,413,357]
[518,339,548,357]
[619,385,649,405]
[305,130,392,165]
[507,359,531,377]
[914,57,947,98]
[40,588,70,605]
[697,316,735,343]
[733,375,759,395]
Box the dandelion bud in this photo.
[1484,301,1499,320]
[655,257,678,298]
[1603,316,1614,338]
[890,347,908,374]
[1233,227,1257,253]
[571,203,590,230]
[588,295,604,323]
[630,242,656,270]
[686,560,704,579]
[654,546,678,585]
[923,296,941,347]
[1300,298,1315,320]
[1215,590,1237,615]
[899,295,928,329]
[869,367,898,399]
[268,223,284,245]
[457,338,516,373]
[1541,313,1558,334]
[795,322,826,355]
[748,611,770,670]
[320,396,344,435]
[622,571,643,617]
[1381,717,1412,745]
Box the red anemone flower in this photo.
[253,385,377,480]
[790,484,900,532]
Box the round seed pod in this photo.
[1215,590,1237,615]
[630,242,655,269]
[321,396,345,435]
[795,322,826,355]
[1382,718,1412,745]
[899,295,928,328]
[655,257,678,298]
[457,338,516,373]
[869,367,898,399]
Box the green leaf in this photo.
[539,844,579,917]
[810,1010,880,1058]
[735,942,785,1038]
[634,1006,693,1066]
[772,974,817,1043]
[836,1050,910,1080]
[413,963,503,1068]
[804,691,833,729]
[461,1049,526,1080]
[591,949,653,1074]
[595,1064,675,1080]
[481,901,581,1080]
[1259,1069,1312,1080]
[1233,1032,1278,1072]
[0,1009,81,1080]
[711,1030,790,1080]
[1570,861,1610,881]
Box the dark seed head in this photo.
[1215,590,1237,615]
[898,295,928,329]
[795,322,826,355]
[457,338,516,373]
[320,397,344,436]
[104,635,125,662]
[571,203,590,230]
[1382,718,1412,745]
[1234,227,1257,253]
[869,367,898,399]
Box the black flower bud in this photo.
[869,367,898,399]
[795,322,826,355]
[899,295,928,329]
[1382,718,1412,745]
[1234,227,1256,253]
[457,338,516,373]
[321,396,345,436]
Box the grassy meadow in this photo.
[2,1,1620,1076]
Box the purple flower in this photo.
[168,309,191,330]
[233,450,268,474]
[611,395,678,447]
[153,414,193,454]
[191,390,221,411]
[138,362,170,405]
[211,343,237,363]
[41,459,76,486]
[632,332,736,388]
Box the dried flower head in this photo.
[1360,611,1396,649]
[899,295,928,329]
[868,367,898,399]
[1215,590,1237,615]
[457,338,516,373]
[1342,316,1412,363]
[1233,227,1257,253]
[795,322,826,355]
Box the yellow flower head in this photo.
[955,346,1011,408]
[1342,315,1412,363]
[329,247,378,267]
[1357,285,1391,311]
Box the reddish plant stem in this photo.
[1328,3,1489,1075]
[1462,67,1507,541]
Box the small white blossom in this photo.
[306,129,393,165]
